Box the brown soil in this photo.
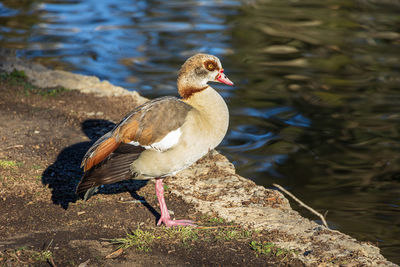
[0,72,304,266]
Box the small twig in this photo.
[48,256,57,267]
[0,144,24,151]
[324,210,329,218]
[45,239,56,267]
[45,239,53,251]
[13,254,28,265]
[273,183,329,229]
[118,200,147,204]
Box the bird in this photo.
[76,53,233,227]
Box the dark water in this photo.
[1,0,399,263]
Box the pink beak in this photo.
[216,69,234,86]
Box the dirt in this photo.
[0,72,304,266]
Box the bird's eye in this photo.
[205,61,216,71]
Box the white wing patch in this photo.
[128,140,142,147]
[150,128,182,151]
[129,128,182,152]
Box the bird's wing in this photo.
[76,97,192,194]
[81,96,193,172]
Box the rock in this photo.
[0,48,147,104]
[169,152,396,266]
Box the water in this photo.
[1,0,399,262]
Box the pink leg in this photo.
[155,178,196,227]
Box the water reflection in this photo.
[1,0,400,263]
[228,1,400,263]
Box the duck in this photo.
[76,53,233,227]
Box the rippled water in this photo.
[1,0,399,263]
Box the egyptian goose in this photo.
[76,53,233,227]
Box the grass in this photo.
[207,217,225,225]
[0,246,54,265]
[107,227,159,252]
[249,241,298,258]
[32,164,43,170]
[164,226,199,247]
[250,241,275,256]
[108,226,201,252]
[0,159,21,169]
[0,69,69,97]
[216,228,252,241]
[100,215,297,264]
[37,86,70,97]
[0,69,27,82]
[106,217,260,256]
[31,250,53,262]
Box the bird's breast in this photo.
[129,106,228,178]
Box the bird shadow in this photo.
[41,119,158,221]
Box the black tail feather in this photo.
[77,143,145,196]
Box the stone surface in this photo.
[170,151,396,266]
[0,48,147,103]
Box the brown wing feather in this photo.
[76,144,145,194]
[81,97,191,172]
[83,136,121,171]
[115,96,192,146]
[77,96,192,196]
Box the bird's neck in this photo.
[177,74,208,99]
[183,86,229,137]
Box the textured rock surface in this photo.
[0,50,396,266]
[170,151,396,266]
[0,48,147,103]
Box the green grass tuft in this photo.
[216,229,252,241]
[108,227,159,252]
[250,241,297,258]
[164,226,199,247]
[250,241,275,256]
[38,87,69,97]
[0,246,53,265]
[208,217,225,224]
[0,69,27,81]
[0,160,21,169]
[1,69,69,97]
[31,250,53,262]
